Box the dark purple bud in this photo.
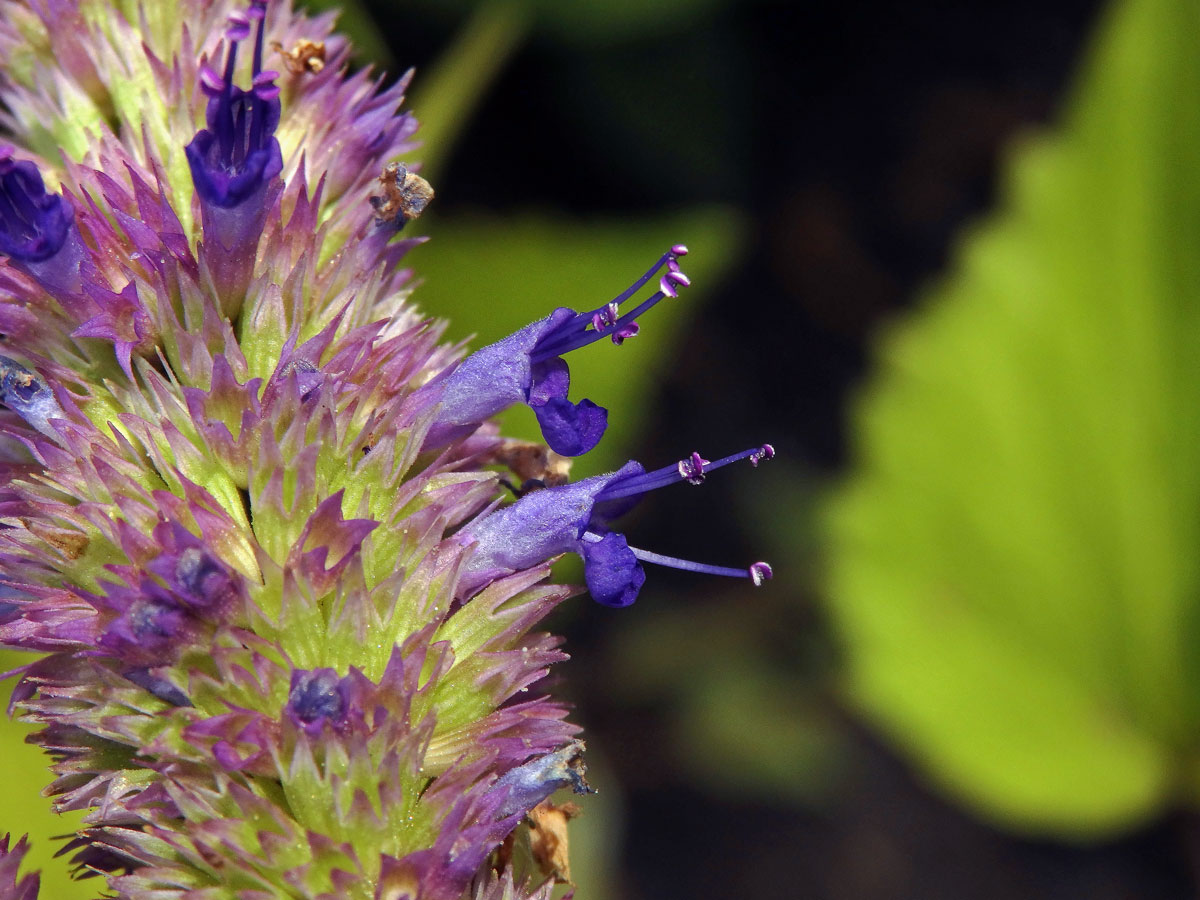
[0,147,73,263]
[0,584,27,623]
[287,668,350,734]
[99,593,187,660]
[129,597,176,638]
[457,446,775,606]
[423,245,690,457]
[0,355,65,438]
[278,358,322,401]
[0,145,86,297]
[173,547,235,609]
[124,668,193,707]
[491,740,592,820]
[185,6,283,309]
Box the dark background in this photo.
[364,1,1195,896]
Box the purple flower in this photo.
[420,245,691,457]
[0,145,86,297]
[184,2,283,309]
[457,445,776,607]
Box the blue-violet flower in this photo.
[184,0,284,313]
[420,246,691,457]
[458,445,775,607]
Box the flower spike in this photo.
[185,1,284,313]
[0,0,775,894]
[457,444,775,607]
[420,245,690,457]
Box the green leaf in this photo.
[824,0,1200,838]
[411,206,747,475]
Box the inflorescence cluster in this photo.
[0,1,772,898]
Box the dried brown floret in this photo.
[527,800,582,885]
[270,38,326,74]
[370,162,434,226]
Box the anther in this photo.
[225,11,251,40]
[612,322,639,344]
[591,302,619,332]
[677,451,710,485]
[750,444,775,467]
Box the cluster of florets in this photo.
[0,1,771,898]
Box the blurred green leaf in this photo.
[1,651,90,900]
[825,0,1200,838]
[412,206,747,475]
[611,600,845,804]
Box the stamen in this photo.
[590,302,618,332]
[248,9,274,149]
[252,70,281,97]
[659,268,690,298]
[225,11,251,42]
[199,65,225,94]
[750,443,775,467]
[596,444,775,502]
[611,321,639,344]
[677,451,710,485]
[604,247,681,309]
[249,0,268,75]
[530,245,689,361]
[581,532,772,583]
[749,561,773,586]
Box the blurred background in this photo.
[8,0,1200,896]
